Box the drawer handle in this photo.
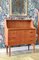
[30,32,33,33]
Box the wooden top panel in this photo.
[5,20,35,29]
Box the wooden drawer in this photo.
[29,30,36,34]
[8,39,16,46]
[8,30,16,37]
[24,36,36,40]
[24,40,36,44]
[24,30,36,35]
[8,36,16,40]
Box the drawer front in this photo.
[8,39,16,46]
[24,40,36,44]
[25,35,36,39]
[24,30,36,35]
[24,35,36,40]
[8,30,36,37]
[8,30,16,38]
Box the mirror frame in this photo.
[9,0,28,16]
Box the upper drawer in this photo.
[24,30,36,35]
[8,30,16,37]
[8,29,36,38]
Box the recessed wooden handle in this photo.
[30,31,33,33]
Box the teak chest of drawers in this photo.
[4,19,36,56]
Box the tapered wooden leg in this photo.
[32,44,35,53]
[28,44,30,50]
[6,46,8,55]
[9,46,11,56]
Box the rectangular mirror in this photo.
[9,0,28,16]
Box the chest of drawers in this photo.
[4,19,36,56]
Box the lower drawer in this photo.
[8,39,36,46]
[24,36,36,40]
[8,39,16,46]
[24,40,36,44]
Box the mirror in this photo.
[9,0,28,16]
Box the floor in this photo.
[0,45,39,55]
[0,45,39,60]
